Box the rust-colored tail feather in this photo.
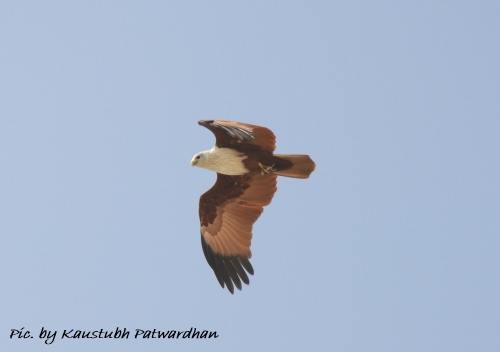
[273,154,316,179]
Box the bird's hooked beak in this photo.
[191,156,198,166]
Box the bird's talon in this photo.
[259,162,276,175]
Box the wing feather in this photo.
[199,173,277,293]
[198,120,276,152]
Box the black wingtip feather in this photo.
[198,120,214,126]
[240,258,254,275]
[224,258,242,291]
[201,235,254,293]
[232,259,250,285]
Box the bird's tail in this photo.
[273,154,316,179]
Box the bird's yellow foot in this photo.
[258,162,277,175]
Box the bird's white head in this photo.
[191,147,248,175]
[191,151,209,168]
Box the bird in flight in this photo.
[192,120,315,293]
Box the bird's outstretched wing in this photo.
[199,172,277,293]
[198,120,276,152]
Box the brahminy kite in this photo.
[191,120,315,293]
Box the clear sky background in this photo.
[1,1,499,351]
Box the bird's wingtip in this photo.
[198,120,214,126]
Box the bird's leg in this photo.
[258,162,277,175]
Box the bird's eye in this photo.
[196,155,201,159]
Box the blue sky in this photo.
[1,1,499,351]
